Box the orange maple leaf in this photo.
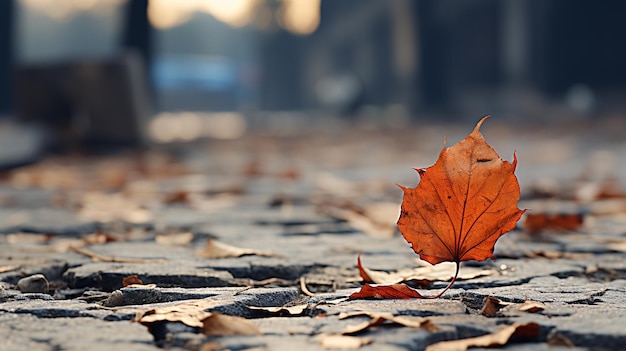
[396,116,524,298]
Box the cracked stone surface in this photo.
[1,119,625,350]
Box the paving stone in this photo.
[0,208,97,235]
[0,314,158,351]
[64,262,234,291]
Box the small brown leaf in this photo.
[517,300,546,313]
[201,313,261,336]
[425,322,540,351]
[122,275,143,287]
[196,239,277,259]
[524,212,584,234]
[339,312,439,334]
[163,190,190,204]
[349,284,424,299]
[480,296,511,317]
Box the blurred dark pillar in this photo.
[530,1,626,95]
[259,31,304,110]
[414,0,449,111]
[0,0,14,115]
[120,0,153,94]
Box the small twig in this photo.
[300,276,317,297]
[69,245,167,264]
[234,286,253,295]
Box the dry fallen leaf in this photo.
[134,299,260,336]
[122,275,144,287]
[524,212,584,234]
[201,313,261,336]
[480,297,546,317]
[607,241,626,253]
[517,300,547,313]
[480,296,511,317]
[349,283,424,299]
[319,335,373,350]
[397,116,524,298]
[317,200,399,238]
[134,299,217,328]
[425,322,540,351]
[196,239,277,259]
[339,311,439,334]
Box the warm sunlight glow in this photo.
[201,0,255,28]
[278,0,320,35]
[148,0,256,30]
[20,0,125,21]
[147,0,194,30]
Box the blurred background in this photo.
[1,0,626,163]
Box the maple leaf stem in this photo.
[426,261,460,299]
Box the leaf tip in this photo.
[474,115,490,134]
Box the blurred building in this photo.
[2,0,626,127]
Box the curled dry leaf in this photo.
[425,322,540,351]
[320,335,373,350]
[134,299,260,336]
[480,296,511,317]
[516,300,547,313]
[133,299,218,328]
[318,200,399,239]
[196,239,277,259]
[339,311,439,334]
[201,313,261,336]
[481,297,546,317]
[397,116,524,298]
[122,275,144,287]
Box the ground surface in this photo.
[1,116,625,351]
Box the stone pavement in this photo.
[0,117,625,351]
